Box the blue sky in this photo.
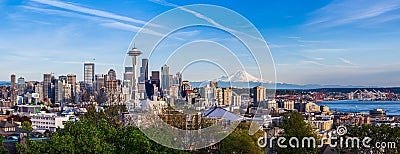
[1,0,400,86]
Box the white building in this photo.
[260,100,278,110]
[30,113,75,132]
[232,95,241,106]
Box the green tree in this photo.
[218,122,265,154]
[277,112,319,154]
[344,124,400,153]
[0,135,8,154]
[17,106,189,154]
[21,121,33,132]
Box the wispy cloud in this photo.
[173,30,201,37]
[149,0,227,29]
[149,0,265,42]
[301,60,325,66]
[31,0,161,28]
[307,0,400,27]
[58,61,122,67]
[339,57,354,65]
[100,22,165,37]
[267,42,286,49]
[21,4,165,36]
[297,40,330,44]
[300,48,348,53]
[21,5,104,21]
[286,36,301,39]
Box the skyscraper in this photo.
[59,75,67,83]
[107,69,117,81]
[124,66,133,83]
[139,58,148,83]
[43,73,52,102]
[10,74,16,90]
[17,77,25,95]
[161,64,170,91]
[95,74,105,93]
[84,62,95,86]
[55,79,63,103]
[10,74,16,104]
[151,71,160,89]
[253,86,266,105]
[67,74,77,100]
[223,88,232,106]
[176,72,182,96]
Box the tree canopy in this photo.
[277,112,319,154]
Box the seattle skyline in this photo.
[1,0,400,86]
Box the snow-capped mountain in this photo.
[191,70,375,89]
[219,70,264,82]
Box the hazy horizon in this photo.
[1,0,400,86]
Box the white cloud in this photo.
[307,0,400,27]
[149,0,266,42]
[301,60,325,66]
[101,22,165,37]
[21,5,165,36]
[300,48,348,53]
[297,40,330,44]
[286,36,301,39]
[31,0,162,28]
[339,57,354,65]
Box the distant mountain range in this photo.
[190,70,379,89]
[0,70,380,89]
[217,70,268,83]
[0,81,9,86]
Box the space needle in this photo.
[127,46,142,101]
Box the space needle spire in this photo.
[127,46,142,100]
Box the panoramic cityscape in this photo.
[1,0,400,154]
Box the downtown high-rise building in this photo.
[122,80,132,102]
[43,73,53,102]
[253,86,266,105]
[200,83,216,101]
[10,74,16,104]
[34,82,43,104]
[151,71,160,89]
[124,66,133,83]
[107,69,117,81]
[84,62,95,86]
[17,77,25,95]
[95,74,105,93]
[59,75,67,83]
[55,79,63,103]
[215,87,223,105]
[176,72,182,97]
[223,88,232,106]
[139,58,148,83]
[161,64,170,91]
[67,74,77,99]
[232,95,242,106]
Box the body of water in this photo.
[317,100,400,116]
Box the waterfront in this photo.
[318,100,400,116]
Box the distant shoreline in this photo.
[318,100,400,116]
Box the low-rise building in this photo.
[18,105,42,114]
[30,113,75,132]
[310,120,333,131]
[278,100,294,110]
